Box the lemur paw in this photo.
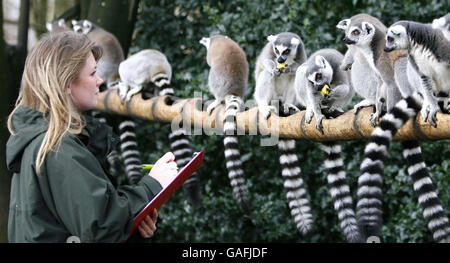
[118,83,129,104]
[340,62,352,71]
[370,112,380,127]
[119,91,127,104]
[259,105,277,119]
[125,92,135,103]
[206,103,218,115]
[421,103,440,127]
[283,103,300,115]
[272,68,282,77]
[353,101,373,115]
[315,115,324,134]
[305,110,313,124]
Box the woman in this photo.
[6,31,178,242]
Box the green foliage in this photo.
[126,0,450,242]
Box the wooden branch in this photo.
[96,89,450,142]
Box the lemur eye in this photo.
[315,73,322,81]
[275,48,279,54]
[352,30,360,36]
[387,36,394,43]
[283,49,290,55]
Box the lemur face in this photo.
[343,22,376,47]
[385,24,409,52]
[307,55,334,90]
[267,35,300,64]
[72,20,93,35]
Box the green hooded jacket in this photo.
[6,106,163,242]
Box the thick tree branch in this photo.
[96,89,450,142]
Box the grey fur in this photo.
[254,32,307,119]
[118,49,172,102]
[295,49,354,133]
[337,14,383,124]
[295,49,362,242]
[385,20,450,126]
[200,35,250,212]
[341,14,403,126]
[254,32,315,235]
[200,35,248,115]
[432,13,450,41]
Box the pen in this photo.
[141,164,154,170]
[141,164,179,170]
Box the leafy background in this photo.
[124,0,449,242]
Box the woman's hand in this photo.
[148,152,178,188]
[138,209,158,238]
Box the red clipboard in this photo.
[127,150,203,240]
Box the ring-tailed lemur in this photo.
[356,20,450,242]
[118,49,201,205]
[432,13,450,41]
[337,14,385,124]
[338,14,449,242]
[294,49,361,242]
[199,35,250,213]
[118,49,173,102]
[432,13,450,112]
[254,32,315,235]
[340,15,403,126]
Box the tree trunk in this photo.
[80,0,140,55]
[97,89,450,142]
[0,0,13,243]
[7,0,30,102]
[30,0,48,37]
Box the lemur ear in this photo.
[83,20,91,28]
[71,20,77,26]
[199,37,210,49]
[337,18,350,30]
[315,55,327,68]
[46,23,52,32]
[58,19,65,27]
[432,17,446,28]
[291,37,300,46]
[390,25,404,36]
[267,35,277,43]
[362,22,375,35]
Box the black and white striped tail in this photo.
[119,120,142,185]
[278,139,315,236]
[357,92,423,238]
[402,140,450,243]
[160,86,202,206]
[321,141,363,242]
[169,128,202,206]
[223,95,250,213]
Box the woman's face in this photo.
[69,52,103,111]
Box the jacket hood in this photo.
[6,106,49,173]
[6,106,119,175]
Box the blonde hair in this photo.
[7,31,102,174]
